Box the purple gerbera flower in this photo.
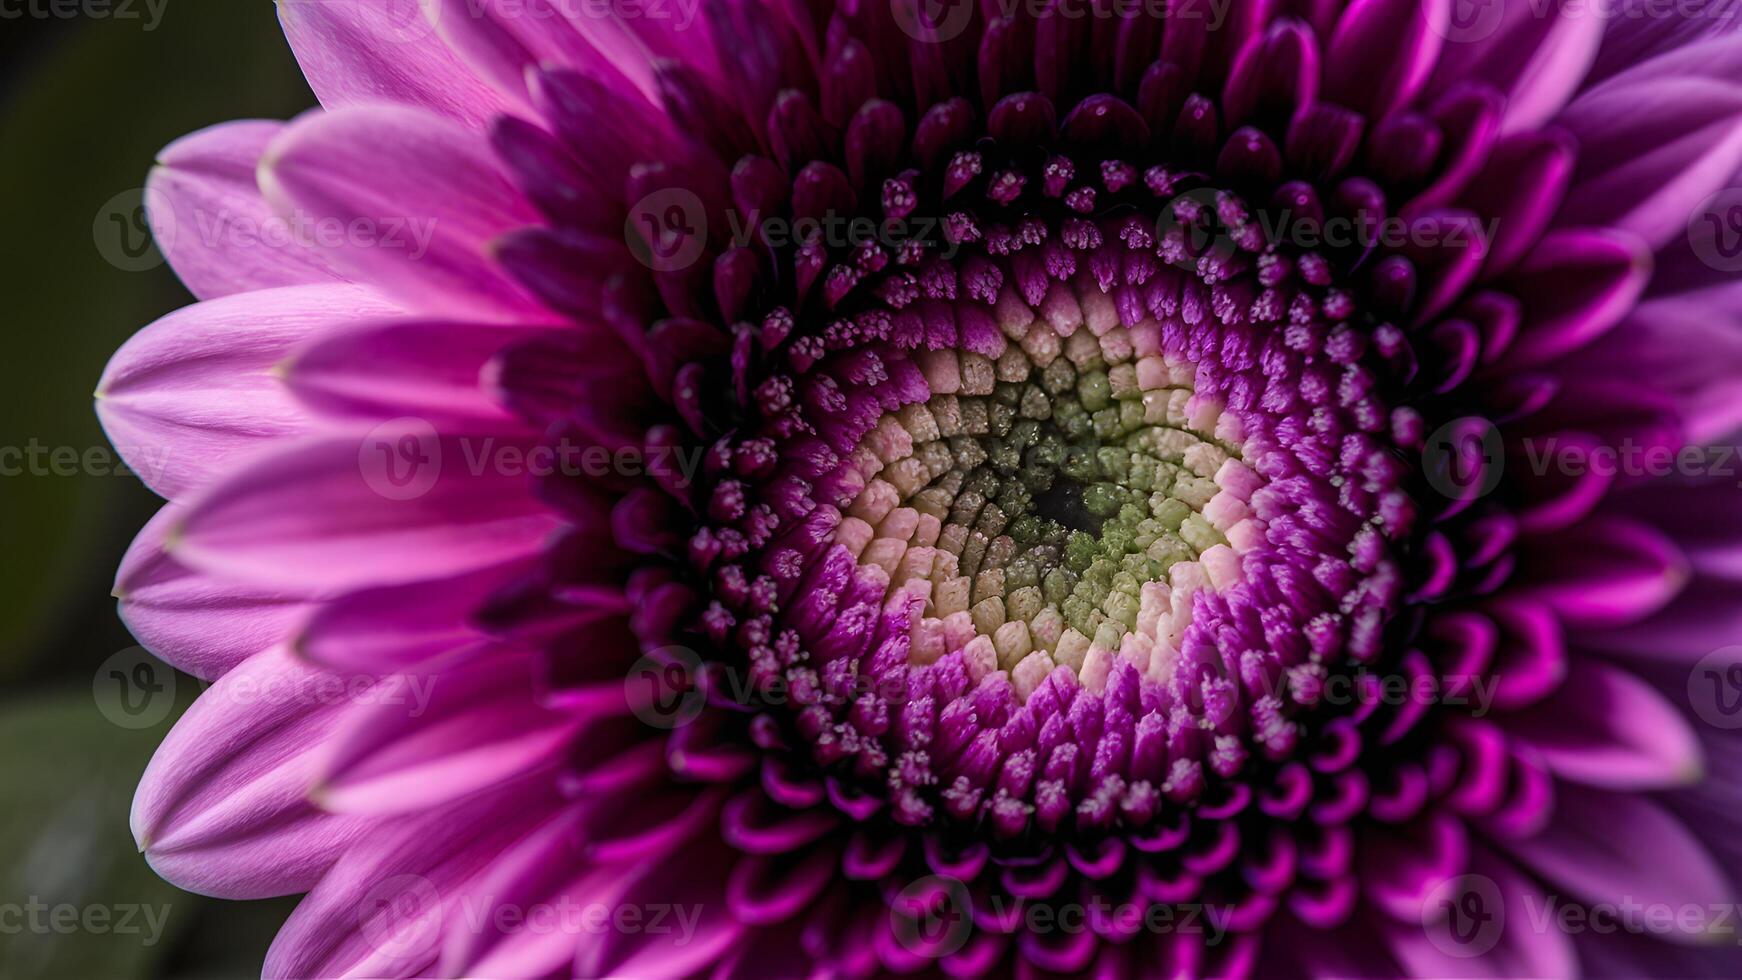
[96,0,1742,975]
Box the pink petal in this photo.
[296,560,529,674]
[260,105,552,322]
[1497,228,1651,369]
[1385,851,1577,977]
[438,806,615,978]
[96,283,402,499]
[1517,516,1690,628]
[1424,0,1604,134]
[276,0,511,126]
[286,317,543,426]
[1503,783,1734,941]
[572,835,746,977]
[1323,0,1447,119]
[262,776,563,980]
[171,432,561,592]
[147,120,344,299]
[131,646,376,899]
[1504,659,1704,789]
[314,646,581,814]
[116,505,316,680]
[1559,78,1742,250]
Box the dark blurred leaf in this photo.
[0,691,198,978]
[0,0,313,679]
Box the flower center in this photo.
[837,309,1266,706]
[699,181,1417,844]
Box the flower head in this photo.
[100,0,1742,975]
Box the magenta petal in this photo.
[262,776,562,980]
[276,0,511,126]
[1559,78,1742,250]
[96,283,401,499]
[1385,851,1576,978]
[171,432,561,592]
[297,560,528,674]
[439,805,612,978]
[116,506,315,680]
[287,317,544,426]
[1497,229,1651,369]
[1518,516,1690,628]
[131,646,376,899]
[1504,783,1734,942]
[1505,659,1703,790]
[1424,0,1603,134]
[147,120,344,299]
[315,646,581,814]
[260,105,552,322]
[1323,0,1447,119]
[572,835,746,977]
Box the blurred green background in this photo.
[0,2,317,975]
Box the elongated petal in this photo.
[116,505,315,680]
[276,0,510,126]
[1505,659,1704,789]
[95,284,402,499]
[260,105,551,322]
[314,646,581,814]
[171,432,562,591]
[131,647,376,899]
[286,317,543,426]
[147,120,344,299]
[262,776,562,980]
[1504,784,1735,942]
